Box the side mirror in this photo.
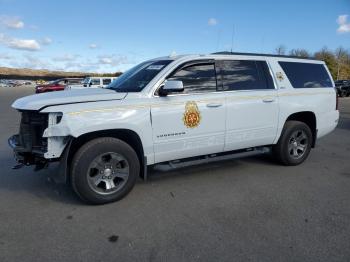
[159,80,184,96]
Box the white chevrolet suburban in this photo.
[9,52,339,204]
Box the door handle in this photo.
[206,103,223,108]
[262,98,275,103]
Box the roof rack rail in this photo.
[211,51,317,60]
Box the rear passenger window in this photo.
[279,62,333,88]
[220,60,274,91]
[91,79,100,85]
[167,63,217,93]
[103,78,111,85]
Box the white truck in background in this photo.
[66,76,117,90]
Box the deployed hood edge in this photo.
[37,94,128,111]
[11,89,128,111]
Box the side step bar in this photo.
[151,146,271,174]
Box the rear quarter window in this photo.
[279,61,333,88]
[103,78,112,85]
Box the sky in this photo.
[0,0,349,73]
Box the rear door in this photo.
[217,59,279,151]
[90,78,101,88]
[151,61,226,163]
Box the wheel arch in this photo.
[285,111,317,147]
[64,129,145,183]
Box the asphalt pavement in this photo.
[0,87,349,262]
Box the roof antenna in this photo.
[230,24,235,53]
[216,29,221,52]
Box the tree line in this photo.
[275,45,350,80]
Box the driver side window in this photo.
[167,63,217,94]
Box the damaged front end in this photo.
[8,110,71,180]
[8,111,49,170]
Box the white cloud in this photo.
[0,15,24,29]
[63,61,101,72]
[52,53,79,62]
[337,14,350,33]
[40,37,52,45]
[208,18,218,26]
[0,33,40,51]
[98,54,128,66]
[0,53,12,59]
[100,57,113,64]
[0,52,135,73]
[22,54,50,69]
[89,43,98,49]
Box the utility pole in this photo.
[337,61,340,80]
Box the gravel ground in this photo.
[0,87,349,262]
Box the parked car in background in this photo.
[35,78,83,93]
[335,80,350,97]
[66,77,117,90]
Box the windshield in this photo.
[82,78,90,84]
[106,60,172,92]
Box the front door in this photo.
[151,61,226,163]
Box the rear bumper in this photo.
[317,110,339,139]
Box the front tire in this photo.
[273,121,312,166]
[71,137,140,204]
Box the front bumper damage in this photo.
[8,110,71,183]
[8,134,47,168]
[8,134,72,184]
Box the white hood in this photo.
[12,88,127,111]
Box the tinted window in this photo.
[279,62,333,88]
[103,78,111,85]
[167,63,217,93]
[221,60,273,91]
[91,79,100,85]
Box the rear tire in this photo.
[71,137,140,204]
[273,121,312,166]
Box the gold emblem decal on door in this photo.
[276,72,284,81]
[183,101,201,128]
